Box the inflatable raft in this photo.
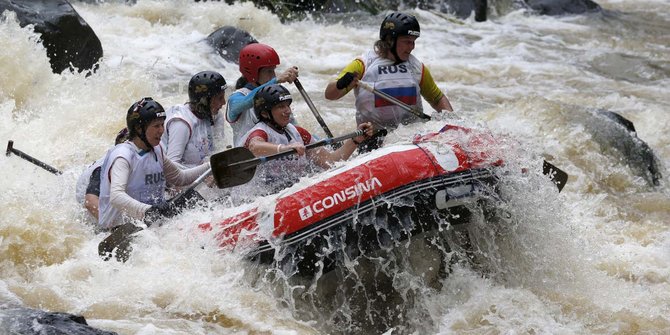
[199,125,505,278]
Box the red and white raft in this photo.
[198,125,504,278]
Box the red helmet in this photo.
[238,43,280,83]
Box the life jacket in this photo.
[354,49,424,129]
[75,156,105,205]
[235,122,316,199]
[226,87,259,145]
[98,142,166,230]
[161,103,213,167]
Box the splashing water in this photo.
[1,0,669,334]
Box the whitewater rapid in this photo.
[1,0,669,334]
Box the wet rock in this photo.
[76,0,136,3]
[0,307,117,335]
[193,0,601,21]
[588,110,663,187]
[438,0,488,21]
[521,0,601,16]
[321,0,488,21]
[0,0,103,74]
[198,0,489,21]
[206,26,257,64]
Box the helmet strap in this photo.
[138,131,157,160]
[391,39,402,65]
[268,119,285,133]
[262,110,285,133]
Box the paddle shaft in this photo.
[357,81,431,120]
[98,166,211,261]
[230,130,364,170]
[6,140,63,175]
[144,166,210,228]
[170,167,211,202]
[294,79,335,138]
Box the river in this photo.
[1,0,668,334]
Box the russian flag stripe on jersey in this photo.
[375,86,417,107]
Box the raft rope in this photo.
[413,142,486,203]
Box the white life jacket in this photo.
[75,156,105,205]
[161,103,213,167]
[226,87,259,145]
[98,142,166,230]
[354,49,424,129]
[236,122,316,198]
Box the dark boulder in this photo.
[77,0,135,3]
[195,0,601,21]
[589,110,663,187]
[0,308,117,335]
[522,0,601,16]
[201,0,489,22]
[0,0,103,74]
[206,25,257,64]
[438,0,488,21]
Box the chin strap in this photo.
[261,113,288,136]
[268,119,287,135]
[138,130,157,161]
[391,40,402,65]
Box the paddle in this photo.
[542,160,568,192]
[294,79,336,138]
[97,167,211,262]
[210,130,365,189]
[6,140,63,175]
[357,84,566,192]
[357,81,431,120]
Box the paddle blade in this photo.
[98,223,144,262]
[543,160,568,192]
[210,147,257,189]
